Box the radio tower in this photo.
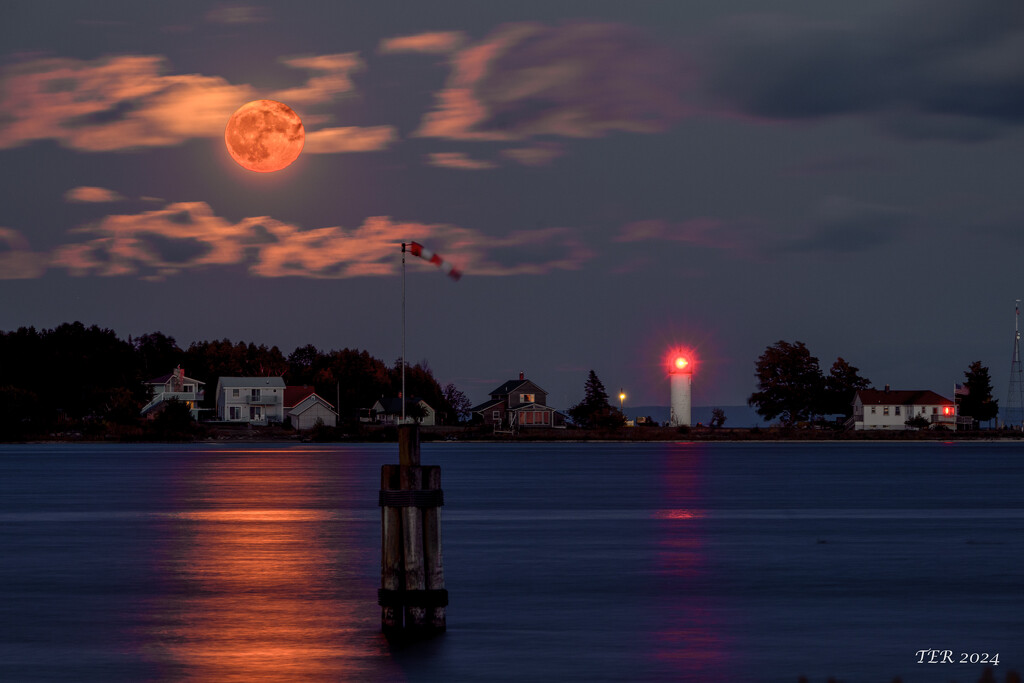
[1006,299,1024,430]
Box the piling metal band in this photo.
[378,489,444,507]
[378,588,449,608]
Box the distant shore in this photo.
[10,423,1024,444]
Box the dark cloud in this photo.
[780,196,912,253]
[710,0,1024,139]
[136,233,211,264]
[416,21,690,141]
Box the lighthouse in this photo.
[669,355,692,427]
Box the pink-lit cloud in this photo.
[0,52,388,153]
[205,4,270,24]
[379,31,465,55]
[45,201,593,280]
[426,152,497,170]
[305,125,397,153]
[272,53,364,106]
[416,22,690,141]
[64,186,125,203]
[0,228,46,279]
[500,143,564,166]
[0,55,254,150]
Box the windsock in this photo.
[407,241,462,281]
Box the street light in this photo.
[619,389,626,413]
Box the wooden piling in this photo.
[379,424,447,641]
[423,465,446,634]
[380,464,402,637]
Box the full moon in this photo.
[224,100,305,173]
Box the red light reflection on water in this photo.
[144,453,401,682]
[652,443,734,678]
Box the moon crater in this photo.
[225,100,304,173]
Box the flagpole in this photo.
[402,242,406,424]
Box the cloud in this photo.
[205,4,269,24]
[45,201,593,280]
[426,152,497,170]
[615,196,913,265]
[615,217,757,252]
[500,143,563,166]
[64,186,125,203]
[0,55,254,150]
[0,52,385,153]
[379,31,465,55]
[415,21,690,141]
[0,228,46,279]
[304,125,397,153]
[779,196,912,253]
[272,53,364,106]
[708,0,1024,139]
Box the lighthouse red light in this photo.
[675,357,688,370]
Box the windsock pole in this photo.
[402,242,407,423]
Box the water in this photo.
[1,441,1021,682]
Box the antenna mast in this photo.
[1007,299,1024,430]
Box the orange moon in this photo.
[224,100,305,172]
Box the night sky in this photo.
[2,0,1022,411]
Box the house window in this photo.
[520,393,535,404]
[229,406,241,420]
[251,388,261,401]
[932,407,938,415]
[883,406,890,416]
[895,406,901,416]
[871,406,876,414]
[250,406,262,420]
[232,388,240,397]
[540,410,549,424]
[492,410,501,422]
[184,384,194,393]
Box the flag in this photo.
[407,241,462,281]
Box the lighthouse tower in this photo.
[669,355,692,427]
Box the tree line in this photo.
[747,340,998,427]
[0,322,471,439]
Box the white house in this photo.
[141,366,205,420]
[368,397,438,426]
[284,386,338,430]
[216,376,286,425]
[851,387,957,430]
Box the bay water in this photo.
[1,441,1021,682]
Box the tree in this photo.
[709,408,727,429]
[569,370,625,429]
[442,383,472,423]
[821,357,871,417]
[959,361,998,426]
[747,340,825,426]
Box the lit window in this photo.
[520,393,536,404]
[883,406,889,416]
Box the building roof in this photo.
[374,397,432,414]
[288,393,337,415]
[284,386,317,408]
[470,398,505,413]
[146,372,205,385]
[856,389,953,406]
[509,402,557,413]
[217,376,286,388]
[490,377,549,397]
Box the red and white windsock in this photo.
[406,241,462,281]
